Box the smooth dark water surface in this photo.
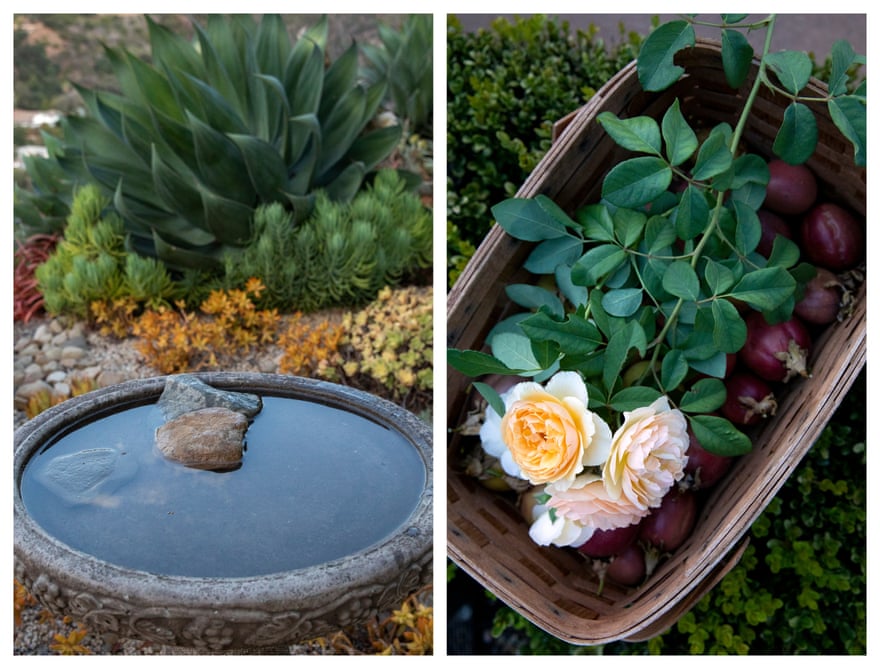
[21,396,426,577]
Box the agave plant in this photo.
[14,134,76,238]
[361,15,433,134]
[49,15,401,271]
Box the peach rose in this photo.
[530,473,647,547]
[603,396,689,512]
[480,371,612,488]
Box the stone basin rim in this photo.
[14,372,433,612]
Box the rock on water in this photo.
[36,446,138,505]
[157,374,263,421]
[155,407,249,471]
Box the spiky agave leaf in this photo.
[45,14,402,270]
[361,15,433,133]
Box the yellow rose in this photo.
[603,396,689,511]
[480,371,612,488]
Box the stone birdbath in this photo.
[13,372,432,652]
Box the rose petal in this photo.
[582,413,613,466]
[478,407,507,458]
[528,508,594,547]
[545,370,590,406]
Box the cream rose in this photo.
[603,396,689,511]
[530,473,647,547]
[480,371,612,488]
[528,506,594,547]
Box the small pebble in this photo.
[22,343,41,357]
[258,357,277,374]
[79,366,103,380]
[23,364,44,384]
[33,324,53,344]
[46,370,68,384]
[61,345,86,360]
[96,370,129,388]
[66,335,88,349]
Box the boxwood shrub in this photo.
[446,14,643,283]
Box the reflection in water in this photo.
[21,397,426,577]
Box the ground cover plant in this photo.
[447,13,864,653]
[13,232,59,323]
[222,168,431,312]
[336,285,433,414]
[34,184,180,318]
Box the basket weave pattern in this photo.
[447,41,866,645]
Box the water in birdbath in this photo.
[20,396,427,577]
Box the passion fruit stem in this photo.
[738,393,778,422]
[642,543,662,579]
[773,339,811,382]
[591,559,609,597]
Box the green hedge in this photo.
[446,14,642,284]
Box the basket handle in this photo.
[622,534,751,643]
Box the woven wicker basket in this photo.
[446,40,866,645]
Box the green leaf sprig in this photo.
[449,15,865,456]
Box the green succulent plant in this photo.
[224,168,432,312]
[361,14,433,134]
[35,184,179,317]
[48,14,402,271]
